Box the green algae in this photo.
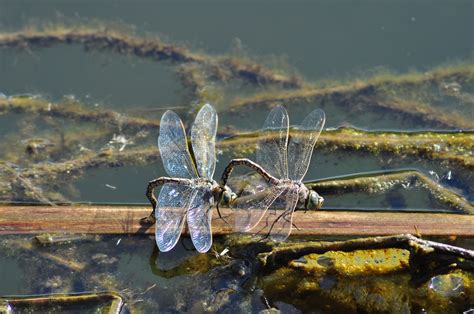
[260,263,471,313]
[254,235,473,313]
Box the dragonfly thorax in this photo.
[294,182,324,210]
[191,178,219,191]
[306,189,324,210]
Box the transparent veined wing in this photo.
[158,110,197,179]
[257,105,289,179]
[231,183,286,232]
[187,187,214,253]
[287,109,325,181]
[155,183,198,252]
[267,184,299,242]
[191,104,217,179]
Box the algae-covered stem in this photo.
[0,26,472,130]
[0,292,124,314]
[0,97,161,132]
[229,66,474,130]
[0,27,300,88]
[0,128,472,210]
[256,234,474,279]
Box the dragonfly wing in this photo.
[191,104,217,179]
[287,109,325,181]
[268,184,299,242]
[155,183,198,252]
[231,183,286,232]
[158,110,197,178]
[257,105,289,179]
[187,187,214,253]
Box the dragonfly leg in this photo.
[251,210,277,241]
[140,177,192,225]
[261,209,295,241]
[215,202,230,225]
[220,158,279,186]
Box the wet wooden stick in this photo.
[0,205,472,237]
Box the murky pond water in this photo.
[0,1,472,312]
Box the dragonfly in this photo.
[143,104,236,253]
[220,105,325,241]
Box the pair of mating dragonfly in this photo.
[143,104,325,253]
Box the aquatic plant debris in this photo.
[0,292,125,314]
[0,26,301,88]
[254,234,473,312]
[0,25,472,130]
[0,125,472,210]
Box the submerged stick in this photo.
[0,205,472,236]
[0,292,124,314]
[8,240,86,272]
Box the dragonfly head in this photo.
[306,190,324,210]
[219,185,237,206]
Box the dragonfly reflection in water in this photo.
[221,105,325,241]
[143,104,236,253]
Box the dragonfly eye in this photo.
[307,191,324,210]
[221,188,237,205]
